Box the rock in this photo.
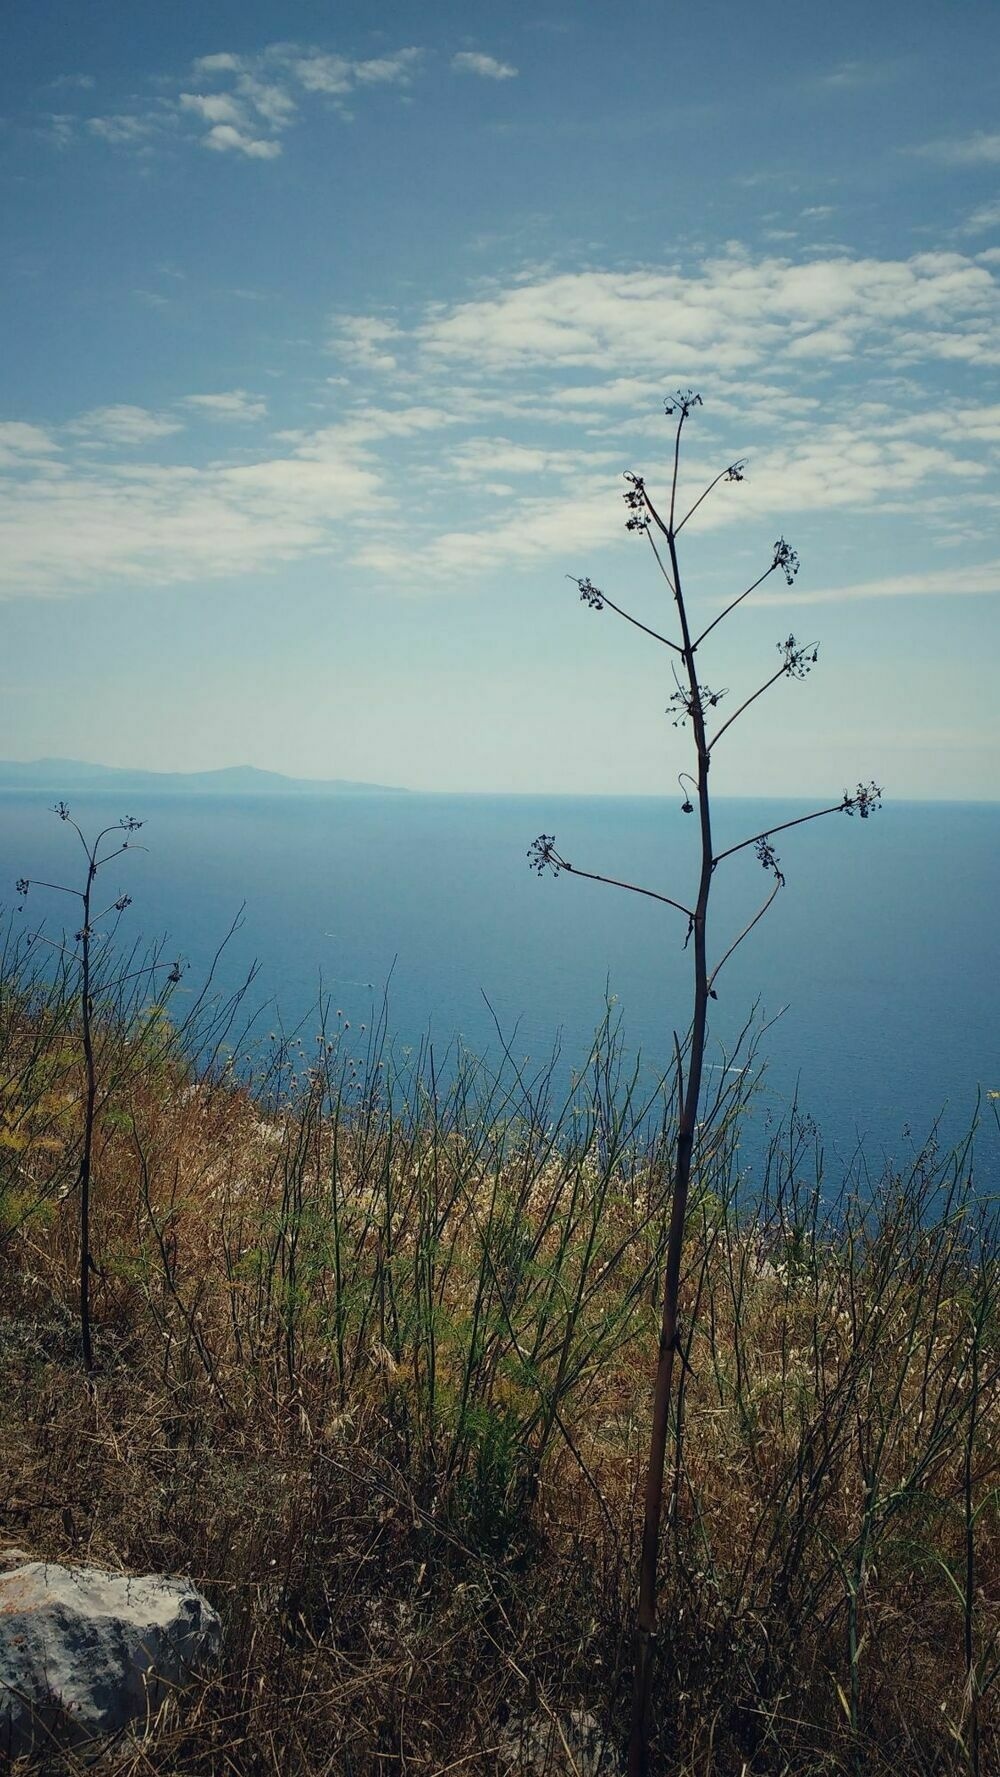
[0,1558,222,1758]
[498,1708,621,1776]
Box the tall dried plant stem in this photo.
[78,855,97,1372]
[527,392,881,1776]
[629,455,712,1777]
[17,807,149,1372]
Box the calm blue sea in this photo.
[2,791,997,1178]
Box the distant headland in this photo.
[0,759,409,798]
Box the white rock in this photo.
[498,1708,621,1776]
[0,1558,222,1758]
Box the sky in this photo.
[2,0,999,797]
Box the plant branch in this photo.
[692,562,778,650]
[563,863,694,920]
[641,483,672,543]
[643,531,677,597]
[95,844,148,870]
[669,410,686,530]
[708,662,791,750]
[710,638,818,751]
[707,878,783,993]
[675,462,745,536]
[528,838,694,920]
[19,880,83,901]
[713,794,874,869]
[570,577,681,652]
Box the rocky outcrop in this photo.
[0,1552,222,1758]
[498,1708,621,1775]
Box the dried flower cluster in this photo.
[574,576,605,610]
[527,833,564,877]
[778,634,819,679]
[668,677,727,728]
[664,389,703,418]
[773,538,800,584]
[755,836,786,884]
[623,472,649,533]
[842,780,883,818]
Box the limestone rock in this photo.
[498,1708,621,1776]
[0,1557,222,1758]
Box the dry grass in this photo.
[1,952,998,1774]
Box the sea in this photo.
[2,790,997,1181]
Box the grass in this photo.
[1,934,998,1774]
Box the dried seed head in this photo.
[778,635,819,679]
[574,576,605,611]
[664,389,703,418]
[622,472,649,534]
[773,538,800,584]
[527,834,563,877]
[841,781,883,819]
[755,837,786,886]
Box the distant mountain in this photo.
[0,759,408,797]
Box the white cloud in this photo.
[313,248,1000,585]
[289,53,353,95]
[354,480,619,582]
[702,427,987,527]
[6,245,1000,603]
[451,52,518,80]
[407,252,1000,373]
[0,424,60,469]
[3,383,997,601]
[344,411,994,586]
[963,200,1000,234]
[71,406,183,445]
[181,390,267,422]
[192,53,243,75]
[820,60,894,89]
[173,43,422,158]
[237,78,297,126]
[447,437,617,481]
[179,91,246,127]
[351,49,423,86]
[324,404,457,443]
[178,88,286,156]
[331,315,404,371]
[0,427,382,597]
[88,113,159,145]
[785,326,854,358]
[42,114,76,150]
[202,122,282,158]
[292,46,423,93]
[912,132,1000,166]
[65,40,520,165]
[754,561,1000,607]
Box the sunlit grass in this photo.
[2,937,998,1774]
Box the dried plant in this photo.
[15,805,179,1369]
[529,391,882,1775]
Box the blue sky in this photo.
[2,0,999,796]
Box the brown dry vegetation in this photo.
[2,943,999,1775]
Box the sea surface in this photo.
[2,790,997,1179]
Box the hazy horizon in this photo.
[0,753,998,804]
